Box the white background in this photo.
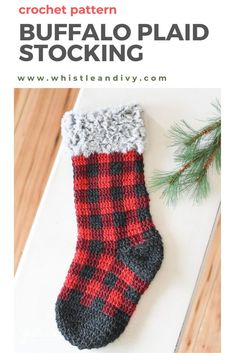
[0,1,234,353]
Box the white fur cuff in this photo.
[61,104,145,157]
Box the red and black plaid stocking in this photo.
[55,104,163,349]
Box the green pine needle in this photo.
[149,100,221,205]
[149,171,182,204]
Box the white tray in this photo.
[15,88,220,353]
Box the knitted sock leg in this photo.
[55,104,164,349]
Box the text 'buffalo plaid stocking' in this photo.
[55,104,164,349]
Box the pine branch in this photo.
[149,100,221,205]
[168,119,220,148]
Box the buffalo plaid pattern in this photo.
[56,150,163,349]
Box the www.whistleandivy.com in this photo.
[16,74,167,83]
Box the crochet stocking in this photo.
[55,104,163,349]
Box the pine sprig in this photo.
[149,100,221,204]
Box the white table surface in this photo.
[15,88,220,353]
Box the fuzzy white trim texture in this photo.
[61,104,145,157]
